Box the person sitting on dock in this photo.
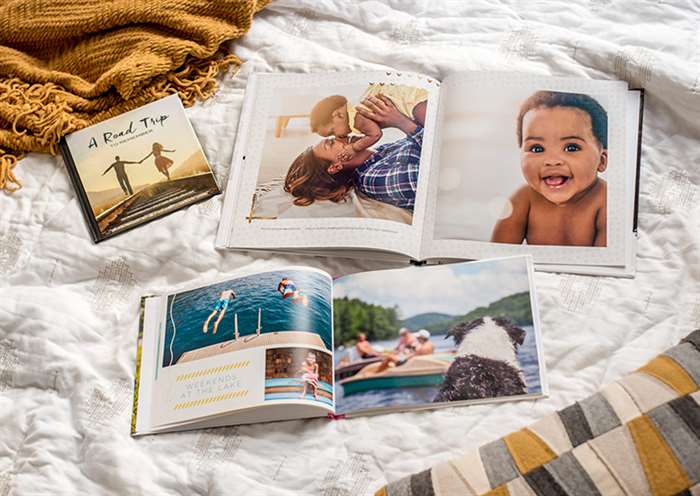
[277,277,309,306]
[355,332,380,359]
[298,351,320,400]
[202,289,236,334]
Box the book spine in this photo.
[632,89,645,235]
[410,259,428,266]
[130,296,149,436]
[59,138,103,243]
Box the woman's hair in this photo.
[516,91,608,149]
[152,142,163,152]
[284,143,353,206]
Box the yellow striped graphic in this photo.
[173,389,249,410]
[175,360,251,382]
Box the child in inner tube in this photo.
[276,277,309,306]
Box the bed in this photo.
[1,1,699,494]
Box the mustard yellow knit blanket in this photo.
[0,0,269,193]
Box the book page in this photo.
[331,256,546,417]
[420,72,632,269]
[216,71,441,259]
[133,266,335,434]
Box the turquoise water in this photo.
[163,270,332,367]
[264,379,334,407]
[335,325,541,414]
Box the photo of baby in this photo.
[434,86,609,248]
[249,81,429,224]
[491,91,608,247]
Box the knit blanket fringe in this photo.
[0,0,267,194]
[0,52,239,193]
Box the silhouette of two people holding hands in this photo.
[102,142,176,196]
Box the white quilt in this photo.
[2,1,700,494]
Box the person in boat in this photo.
[413,329,434,355]
[375,327,421,373]
[395,327,418,354]
[355,332,380,359]
[298,351,320,400]
[277,277,309,306]
[202,289,236,334]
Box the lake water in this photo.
[163,269,332,367]
[335,325,541,414]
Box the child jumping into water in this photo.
[276,277,308,306]
[491,91,608,247]
[140,142,176,180]
[202,289,236,334]
[298,351,320,400]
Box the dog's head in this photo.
[493,317,526,347]
[446,316,526,349]
[445,317,485,346]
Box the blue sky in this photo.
[333,257,532,319]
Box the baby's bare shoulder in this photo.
[593,178,607,208]
[511,184,532,205]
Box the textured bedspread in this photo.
[1,1,699,495]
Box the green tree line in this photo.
[423,291,533,334]
[333,297,401,347]
[333,292,533,347]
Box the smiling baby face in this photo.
[520,106,607,205]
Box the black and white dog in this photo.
[434,316,527,402]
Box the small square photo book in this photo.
[60,94,220,242]
[216,71,644,276]
[131,255,547,435]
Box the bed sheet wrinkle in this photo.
[1,0,700,494]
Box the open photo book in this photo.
[216,71,643,276]
[131,256,547,435]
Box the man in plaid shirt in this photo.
[352,94,424,210]
[353,126,423,210]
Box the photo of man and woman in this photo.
[332,256,545,415]
[62,94,220,241]
[249,80,429,224]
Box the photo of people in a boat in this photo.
[332,256,545,415]
[161,268,332,368]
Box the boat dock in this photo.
[176,331,327,364]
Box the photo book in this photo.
[216,71,644,276]
[131,255,546,435]
[60,94,220,242]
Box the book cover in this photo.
[60,94,220,242]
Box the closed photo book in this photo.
[216,71,643,276]
[60,94,220,242]
[131,255,546,435]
